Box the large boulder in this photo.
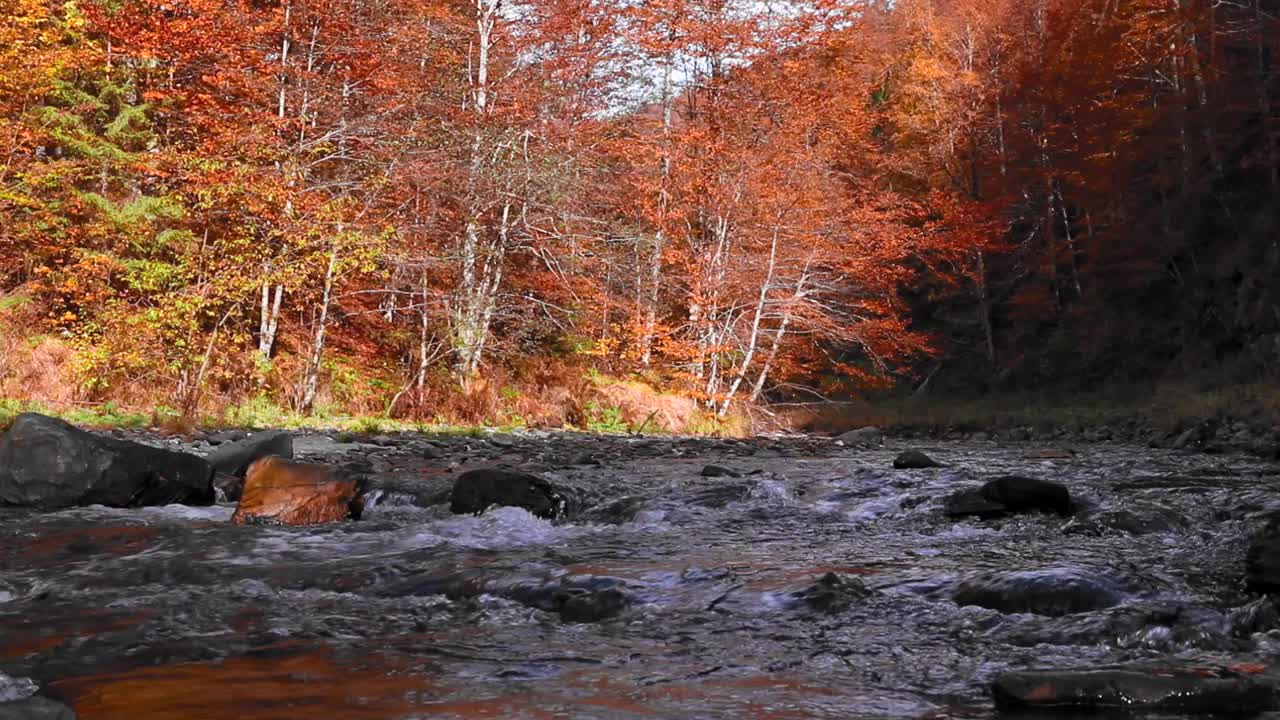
[0,413,213,509]
[953,567,1124,616]
[231,457,362,525]
[992,668,1276,714]
[450,468,566,520]
[205,431,293,500]
[944,475,1073,519]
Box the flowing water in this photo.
[3,436,1280,719]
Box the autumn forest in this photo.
[1,0,1277,431]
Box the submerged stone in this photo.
[954,567,1124,617]
[790,572,873,614]
[992,668,1276,714]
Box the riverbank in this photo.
[786,381,1280,459]
[5,378,1278,459]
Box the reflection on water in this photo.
[2,440,1278,718]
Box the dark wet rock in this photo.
[206,430,292,477]
[580,496,646,524]
[686,481,752,508]
[205,431,293,500]
[0,413,214,509]
[837,426,882,447]
[556,587,630,623]
[393,569,489,600]
[449,468,566,520]
[0,698,78,720]
[991,667,1277,714]
[701,464,742,478]
[232,457,363,525]
[1247,519,1280,594]
[995,603,1236,652]
[954,567,1124,617]
[416,442,444,460]
[538,575,633,623]
[359,474,454,512]
[945,475,1073,519]
[566,451,601,466]
[942,488,1007,518]
[790,572,872,613]
[1062,503,1188,536]
[292,435,381,458]
[892,450,942,469]
[205,429,248,445]
[442,574,634,623]
[515,461,555,474]
[982,476,1073,515]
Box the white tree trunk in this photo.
[639,51,674,366]
[258,282,284,359]
[718,228,779,417]
[453,0,504,383]
[749,272,807,403]
[301,243,337,411]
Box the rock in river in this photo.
[450,467,566,520]
[992,667,1276,714]
[790,572,873,614]
[944,475,1073,519]
[954,567,1124,616]
[232,457,362,525]
[206,430,293,478]
[701,464,742,478]
[206,430,293,500]
[892,450,943,469]
[0,413,213,509]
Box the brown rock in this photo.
[231,457,360,526]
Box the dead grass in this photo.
[594,378,699,433]
[0,289,79,408]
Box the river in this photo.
[2,434,1278,718]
